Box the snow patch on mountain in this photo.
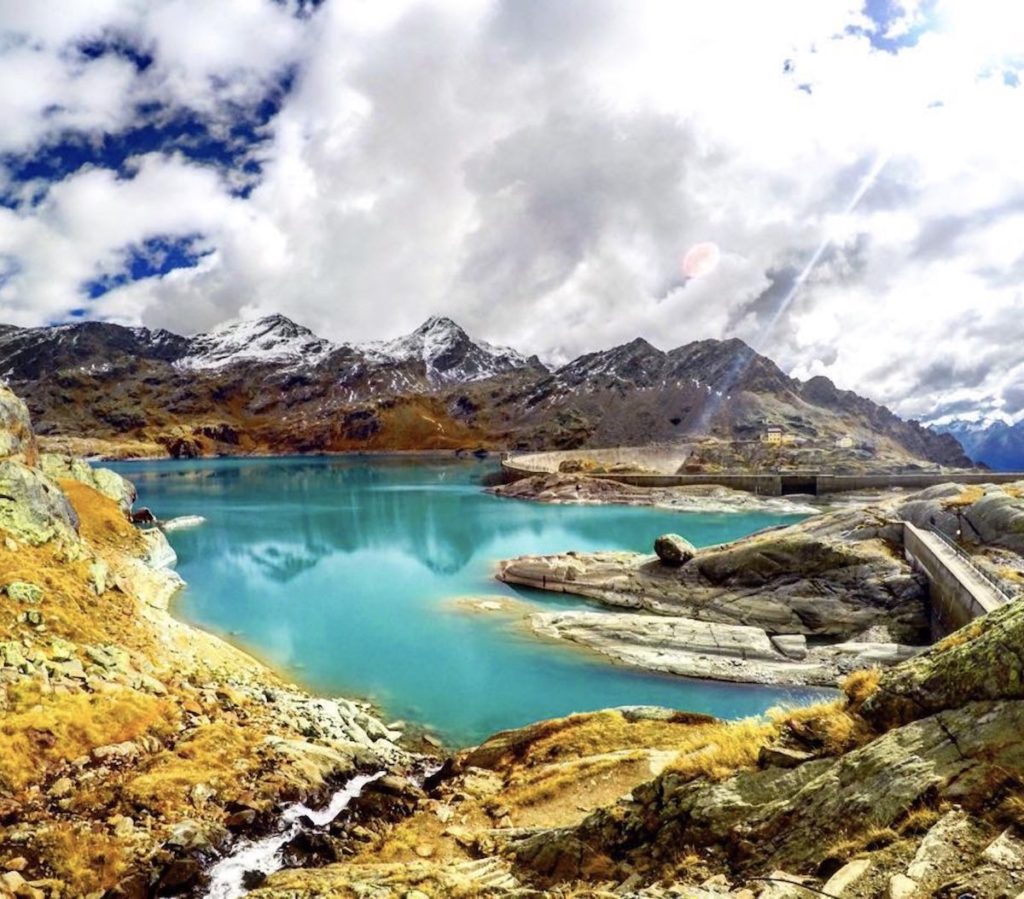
[177,314,335,371]
[357,316,533,384]
[931,416,1024,471]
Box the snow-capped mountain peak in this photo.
[178,314,336,372]
[358,316,533,384]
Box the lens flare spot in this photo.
[681,242,721,279]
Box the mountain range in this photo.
[932,419,1024,471]
[0,313,972,467]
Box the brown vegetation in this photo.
[0,686,174,790]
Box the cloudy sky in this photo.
[0,0,1022,423]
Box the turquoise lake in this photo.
[111,455,824,745]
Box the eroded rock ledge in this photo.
[499,482,1024,691]
[496,501,932,687]
[531,611,921,687]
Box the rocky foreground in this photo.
[245,604,1024,898]
[5,381,1024,898]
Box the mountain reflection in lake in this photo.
[112,456,827,744]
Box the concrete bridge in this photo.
[903,522,1016,636]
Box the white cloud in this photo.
[0,0,1021,422]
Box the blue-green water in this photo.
[111,455,823,744]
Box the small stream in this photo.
[203,772,384,899]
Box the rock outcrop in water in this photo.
[498,482,1024,690]
[498,501,932,685]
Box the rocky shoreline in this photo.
[496,481,1024,695]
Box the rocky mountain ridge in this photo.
[0,313,972,466]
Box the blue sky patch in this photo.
[0,66,296,207]
[854,0,937,52]
[76,33,154,73]
[82,233,212,299]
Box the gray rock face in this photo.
[499,503,930,644]
[896,480,1024,555]
[654,534,696,566]
[515,699,1024,886]
[0,460,79,545]
[39,453,136,514]
[770,634,808,660]
[0,386,36,466]
[530,610,918,686]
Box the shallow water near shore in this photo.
[112,455,829,744]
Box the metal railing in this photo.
[925,526,1022,603]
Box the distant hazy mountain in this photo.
[0,313,972,467]
[932,419,1024,471]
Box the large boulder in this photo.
[39,453,136,514]
[0,460,79,544]
[0,386,37,467]
[963,491,1024,555]
[897,482,1024,555]
[654,533,696,566]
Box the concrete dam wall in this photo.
[502,447,1024,497]
[903,522,1010,636]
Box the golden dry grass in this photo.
[41,824,130,895]
[828,826,900,859]
[896,806,945,836]
[943,485,985,509]
[0,541,147,649]
[59,478,145,554]
[842,668,882,708]
[997,565,1024,583]
[126,720,257,816]
[663,718,776,781]
[503,753,646,808]
[528,711,718,761]
[772,697,874,755]
[0,686,175,790]
[933,618,986,652]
